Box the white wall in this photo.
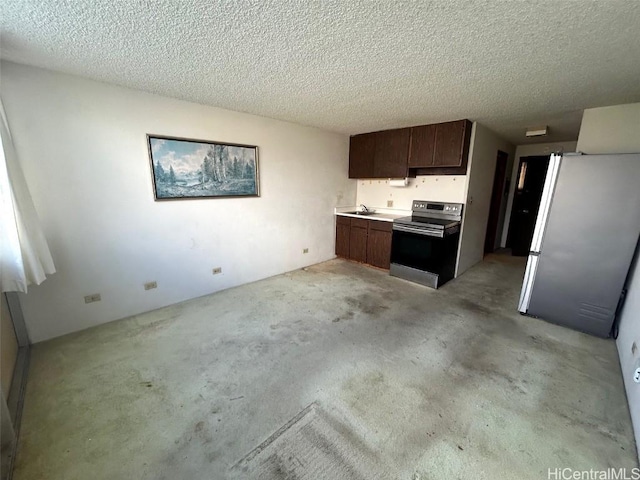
[0,61,355,342]
[576,102,640,458]
[456,123,514,275]
[355,175,467,210]
[577,103,640,154]
[500,141,578,247]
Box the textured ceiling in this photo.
[2,1,640,145]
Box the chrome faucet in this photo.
[359,204,369,213]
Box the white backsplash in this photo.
[355,175,468,210]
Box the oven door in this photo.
[390,228,460,288]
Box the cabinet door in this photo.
[349,133,376,179]
[349,218,369,263]
[433,120,471,168]
[335,217,351,257]
[373,128,410,178]
[408,124,436,168]
[366,221,393,269]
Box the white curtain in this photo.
[0,98,55,293]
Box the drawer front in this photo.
[336,215,351,226]
[368,220,393,232]
[350,217,369,229]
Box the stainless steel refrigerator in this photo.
[518,152,640,337]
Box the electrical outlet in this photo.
[144,281,157,290]
[212,267,222,275]
[387,200,394,208]
[84,293,101,304]
[634,368,640,383]
[303,248,309,254]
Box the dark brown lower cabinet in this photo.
[335,216,351,258]
[366,221,392,269]
[349,218,369,263]
[335,216,393,269]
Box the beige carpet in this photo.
[15,257,635,480]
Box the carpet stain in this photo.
[345,293,389,316]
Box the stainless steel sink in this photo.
[344,211,376,216]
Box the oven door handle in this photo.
[392,224,444,238]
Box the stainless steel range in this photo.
[390,200,463,289]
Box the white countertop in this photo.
[334,206,410,222]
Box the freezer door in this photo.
[526,153,640,337]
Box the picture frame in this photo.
[146,134,259,200]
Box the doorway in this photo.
[484,150,510,254]
[507,155,550,256]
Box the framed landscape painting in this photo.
[147,135,259,200]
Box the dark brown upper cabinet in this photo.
[373,128,411,178]
[348,119,472,178]
[408,120,472,174]
[433,120,472,168]
[348,133,376,178]
[408,124,437,168]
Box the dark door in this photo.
[349,134,375,178]
[507,156,550,256]
[373,128,410,178]
[484,151,509,253]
